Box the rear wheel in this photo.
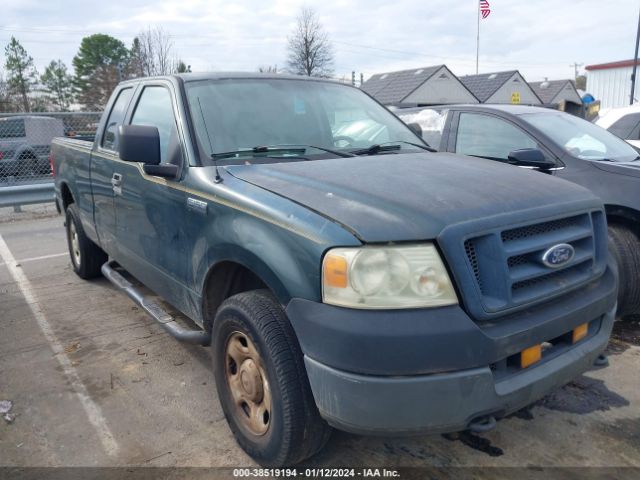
[212,290,331,466]
[65,203,108,279]
[17,152,38,178]
[608,224,640,317]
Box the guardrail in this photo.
[0,111,102,212]
[0,181,55,210]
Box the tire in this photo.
[65,203,108,279]
[212,290,332,467]
[18,152,37,178]
[608,224,640,317]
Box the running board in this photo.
[101,261,211,346]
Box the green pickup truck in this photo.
[51,73,617,466]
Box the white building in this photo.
[361,65,478,106]
[585,59,639,109]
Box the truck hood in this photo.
[225,153,599,242]
[592,159,640,178]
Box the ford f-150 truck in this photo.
[51,73,617,467]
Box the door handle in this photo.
[111,173,123,196]
[111,173,122,187]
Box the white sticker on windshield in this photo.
[294,98,306,115]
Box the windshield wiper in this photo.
[260,144,356,158]
[397,140,438,152]
[213,144,355,160]
[351,141,437,156]
[212,146,306,160]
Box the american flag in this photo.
[480,0,491,19]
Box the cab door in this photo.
[112,82,190,311]
[91,86,135,255]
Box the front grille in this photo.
[501,215,582,242]
[464,238,482,290]
[461,210,607,317]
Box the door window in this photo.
[131,86,177,163]
[102,87,133,151]
[456,112,537,161]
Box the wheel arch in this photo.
[199,248,293,332]
[59,180,75,211]
[605,204,640,234]
[14,145,37,159]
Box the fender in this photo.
[605,204,640,229]
[199,245,291,304]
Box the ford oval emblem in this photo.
[541,243,575,268]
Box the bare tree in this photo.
[286,7,334,77]
[133,27,175,76]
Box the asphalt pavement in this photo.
[0,210,638,475]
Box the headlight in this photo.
[322,244,458,309]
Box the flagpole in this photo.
[476,0,480,74]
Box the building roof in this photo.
[458,71,521,102]
[529,79,578,104]
[361,65,445,104]
[585,59,640,71]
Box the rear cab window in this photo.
[101,87,134,151]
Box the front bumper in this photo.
[304,307,614,435]
[286,265,617,435]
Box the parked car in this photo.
[51,74,616,466]
[596,104,640,148]
[0,115,64,178]
[396,104,640,317]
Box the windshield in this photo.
[521,112,638,162]
[185,78,423,162]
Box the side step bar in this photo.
[101,261,211,346]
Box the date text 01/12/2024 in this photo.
[232,468,400,477]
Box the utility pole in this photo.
[475,1,481,74]
[569,62,583,80]
[630,7,640,105]
[360,72,364,87]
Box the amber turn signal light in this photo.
[521,344,542,369]
[323,254,348,288]
[572,323,588,343]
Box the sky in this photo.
[1,0,638,83]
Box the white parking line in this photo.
[0,234,119,457]
[0,252,67,267]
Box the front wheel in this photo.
[608,224,640,317]
[212,290,331,466]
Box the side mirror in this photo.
[507,148,556,169]
[407,122,423,138]
[118,124,161,165]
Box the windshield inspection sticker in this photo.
[294,97,306,115]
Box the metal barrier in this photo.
[0,181,55,209]
[0,111,102,209]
